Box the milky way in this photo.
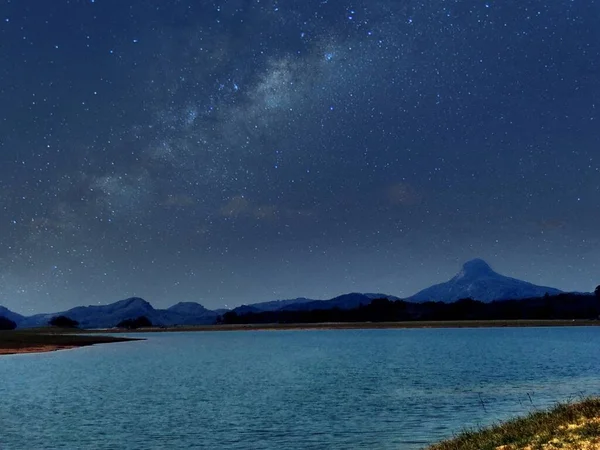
[0,0,599,313]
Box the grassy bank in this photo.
[428,398,600,450]
[0,328,141,355]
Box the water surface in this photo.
[1,327,599,449]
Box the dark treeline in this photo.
[49,315,79,328]
[116,316,152,329]
[0,316,17,330]
[219,293,600,325]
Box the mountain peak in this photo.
[167,302,209,314]
[113,297,153,310]
[408,258,562,303]
[458,258,495,278]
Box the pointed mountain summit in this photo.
[407,259,562,303]
[456,258,495,279]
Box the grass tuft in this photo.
[427,398,600,450]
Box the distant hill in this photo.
[163,302,219,326]
[19,297,153,329]
[407,259,562,303]
[17,298,218,329]
[229,305,259,315]
[250,297,316,311]
[280,293,400,311]
[167,302,212,316]
[0,306,25,326]
[231,297,316,315]
[227,293,399,316]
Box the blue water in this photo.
[1,327,599,449]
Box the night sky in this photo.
[1,0,599,314]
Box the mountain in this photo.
[407,259,562,303]
[0,306,25,326]
[19,297,155,329]
[248,297,316,311]
[163,302,218,325]
[280,293,400,311]
[6,260,568,328]
[231,305,262,315]
[167,302,211,316]
[231,297,316,315]
[227,294,399,315]
[18,298,217,329]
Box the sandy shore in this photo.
[0,345,78,355]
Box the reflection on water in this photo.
[0,327,599,449]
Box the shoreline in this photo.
[427,398,600,449]
[3,320,596,354]
[0,330,142,356]
[0,345,79,356]
[92,319,600,333]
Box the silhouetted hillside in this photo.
[116,316,152,329]
[0,307,24,326]
[0,316,17,330]
[220,293,599,324]
[49,315,79,328]
[17,298,218,328]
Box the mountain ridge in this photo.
[15,298,218,329]
[0,259,570,328]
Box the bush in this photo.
[116,316,152,329]
[0,316,17,330]
[49,315,79,328]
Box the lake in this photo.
[1,327,599,449]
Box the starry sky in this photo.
[1,0,599,314]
